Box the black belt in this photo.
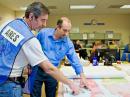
[8,77,26,88]
[8,77,21,82]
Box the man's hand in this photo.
[23,65,32,75]
[80,73,88,88]
[68,81,80,95]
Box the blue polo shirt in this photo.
[37,28,83,74]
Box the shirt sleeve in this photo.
[22,37,48,67]
[66,40,83,75]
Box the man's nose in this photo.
[64,32,69,36]
[42,21,47,27]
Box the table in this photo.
[57,64,130,97]
[57,78,130,97]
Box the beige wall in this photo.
[16,12,130,45]
[48,14,130,45]
[15,11,24,18]
[0,4,15,25]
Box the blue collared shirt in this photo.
[37,28,83,74]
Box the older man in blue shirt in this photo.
[31,17,87,97]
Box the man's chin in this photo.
[61,36,67,38]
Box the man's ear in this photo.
[29,13,34,20]
[57,19,63,28]
[57,25,62,29]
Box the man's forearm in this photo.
[39,60,72,85]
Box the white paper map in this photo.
[57,79,130,97]
[63,85,91,97]
[60,66,125,79]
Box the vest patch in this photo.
[1,26,24,46]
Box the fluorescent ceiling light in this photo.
[70,5,96,9]
[120,5,130,8]
[20,7,27,11]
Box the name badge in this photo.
[2,26,24,46]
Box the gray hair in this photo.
[25,2,50,19]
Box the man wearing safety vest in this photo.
[0,2,79,97]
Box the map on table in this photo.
[60,66,125,79]
[58,78,130,97]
